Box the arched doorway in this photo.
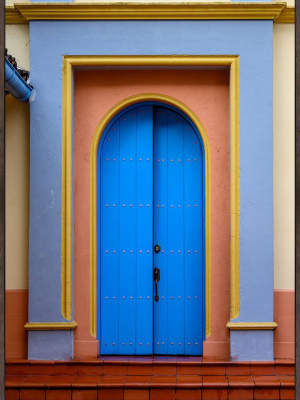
[97,102,206,355]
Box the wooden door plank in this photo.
[167,108,185,355]
[136,105,154,354]
[183,121,203,355]
[100,120,120,354]
[153,107,169,355]
[119,109,137,354]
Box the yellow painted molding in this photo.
[230,56,240,320]
[275,6,294,23]
[5,6,27,24]
[227,322,278,330]
[6,3,294,24]
[60,55,240,339]
[25,321,78,330]
[13,2,288,22]
[61,56,73,321]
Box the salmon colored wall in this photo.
[74,69,230,358]
[274,290,295,359]
[6,290,28,359]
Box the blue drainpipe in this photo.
[5,57,35,103]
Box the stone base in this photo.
[28,330,74,360]
[230,330,274,361]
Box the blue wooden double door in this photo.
[99,104,205,356]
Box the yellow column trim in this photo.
[230,57,240,320]
[227,322,278,330]
[61,57,73,320]
[25,321,78,330]
[61,55,240,339]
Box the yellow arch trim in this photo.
[90,93,212,338]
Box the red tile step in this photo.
[5,375,295,400]
[5,358,295,377]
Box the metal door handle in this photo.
[154,267,160,301]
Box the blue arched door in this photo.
[98,103,205,356]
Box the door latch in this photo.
[154,267,160,302]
